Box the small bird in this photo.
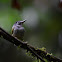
[12,20,26,41]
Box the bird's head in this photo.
[15,20,26,25]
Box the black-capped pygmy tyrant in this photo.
[12,20,26,41]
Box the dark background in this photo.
[0,0,62,62]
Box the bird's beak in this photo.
[22,19,26,23]
[19,20,26,25]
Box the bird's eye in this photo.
[16,21,17,23]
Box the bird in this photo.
[12,20,26,41]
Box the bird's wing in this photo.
[12,25,15,34]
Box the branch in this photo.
[0,27,45,62]
[0,27,62,62]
